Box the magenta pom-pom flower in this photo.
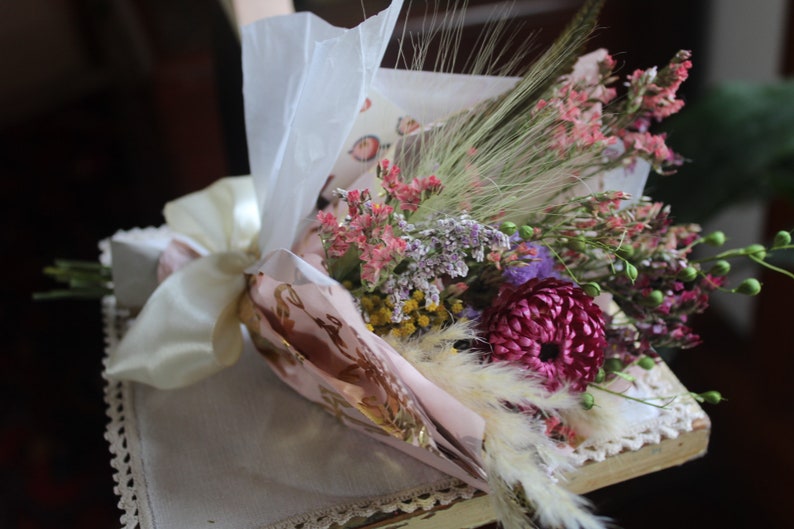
[483,278,607,392]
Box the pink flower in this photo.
[360,245,393,284]
[544,415,578,446]
[569,48,616,104]
[377,160,444,212]
[317,211,351,258]
[345,189,363,216]
[359,224,406,285]
[483,278,606,392]
[539,74,617,155]
[605,215,625,231]
[619,130,682,172]
[401,176,441,211]
[624,50,692,122]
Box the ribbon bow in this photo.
[106,177,260,389]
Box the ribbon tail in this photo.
[106,252,251,389]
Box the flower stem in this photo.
[748,254,794,281]
[589,383,674,409]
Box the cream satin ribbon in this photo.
[106,177,260,389]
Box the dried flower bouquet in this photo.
[38,1,793,528]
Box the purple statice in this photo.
[380,214,510,322]
[502,241,559,286]
[459,305,483,321]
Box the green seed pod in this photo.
[500,222,517,236]
[699,391,723,405]
[637,356,656,370]
[569,236,587,252]
[743,243,766,260]
[581,392,595,410]
[582,282,601,298]
[772,230,792,248]
[640,290,664,308]
[616,245,634,259]
[518,225,534,240]
[709,260,731,276]
[703,231,726,246]
[735,278,761,296]
[603,357,623,373]
[594,367,606,384]
[677,266,698,282]
[625,262,638,282]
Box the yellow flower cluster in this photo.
[361,289,464,338]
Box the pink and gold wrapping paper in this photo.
[241,249,488,489]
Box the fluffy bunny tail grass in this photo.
[390,322,613,529]
[484,430,609,529]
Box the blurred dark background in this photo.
[2,1,792,527]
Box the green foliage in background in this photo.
[647,81,794,224]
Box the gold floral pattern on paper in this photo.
[243,276,432,449]
[317,386,394,438]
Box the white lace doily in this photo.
[103,296,481,529]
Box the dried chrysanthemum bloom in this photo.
[483,277,606,392]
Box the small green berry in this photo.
[743,243,766,260]
[569,236,587,252]
[603,357,623,373]
[625,262,638,282]
[677,266,698,282]
[500,222,517,235]
[702,231,726,246]
[735,278,761,296]
[772,230,792,248]
[518,225,534,240]
[637,356,656,370]
[709,260,731,276]
[594,368,606,384]
[581,392,595,410]
[616,245,634,259]
[640,290,664,308]
[699,391,723,404]
[581,282,601,298]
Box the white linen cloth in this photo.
[106,299,472,529]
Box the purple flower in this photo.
[381,214,510,320]
[502,242,559,286]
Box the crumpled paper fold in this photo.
[243,1,404,254]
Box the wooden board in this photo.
[343,363,711,529]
